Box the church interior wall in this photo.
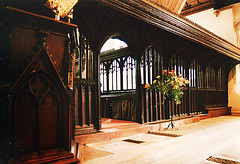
[186,7,236,45]
[186,3,240,115]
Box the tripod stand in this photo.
[165,101,178,130]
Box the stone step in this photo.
[75,124,155,145]
[12,149,79,164]
[75,109,230,145]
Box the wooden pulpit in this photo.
[0,6,78,163]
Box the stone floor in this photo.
[80,116,240,164]
[101,118,140,129]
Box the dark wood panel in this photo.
[75,80,95,127]
[46,35,66,71]
[140,47,229,123]
[14,91,36,154]
[101,94,136,121]
[39,93,58,150]
[1,6,76,163]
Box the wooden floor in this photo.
[81,115,240,164]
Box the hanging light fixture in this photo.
[44,0,78,20]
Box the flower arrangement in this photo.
[145,70,189,104]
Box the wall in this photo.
[233,3,240,45]
[186,7,235,45]
[228,64,240,114]
[228,3,240,114]
[186,3,240,114]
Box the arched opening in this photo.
[101,38,128,53]
[100,38,137,128]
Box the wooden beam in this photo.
[96,0,240,61]
[181,1,213,16]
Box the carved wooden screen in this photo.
[206,65,216,89]
[100,49,136,121]
[205,65,217,106]
[141,47,166,122]
[100,56,136,92]
[123,57,136,90]
[141,46,230,123]
[74,30,95,127]
[109,59,121,91]
[169,54,189,117]
[100,62,108,92]
[141,48,209,123]
[216,68,228,106]
[189,60,205,114]
[205,66,228,107]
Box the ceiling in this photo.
[149,0,187,14]
[1,0,239,18]
[180,0,213,16]
[181,0,240,16]
[150,0,240,16]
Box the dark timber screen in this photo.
[100,48,136,121]
[141,47,228,123]
[99,46,228,123]
[74,31,95,128]
[75,37,228,125]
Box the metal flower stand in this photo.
[165,101,178,130]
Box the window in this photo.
[123,57,136,90]
[100,56,136,92]
[189,60,203,88]
[141,47,164,85]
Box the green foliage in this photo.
[145,70,189,104]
